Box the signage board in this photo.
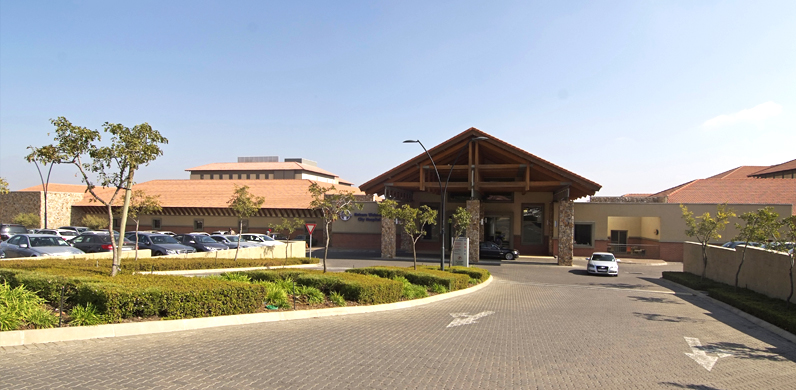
[452,237,469,267]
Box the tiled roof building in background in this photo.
[186,157,354,186]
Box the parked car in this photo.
[124,232,196,256]
[174,233,228,252]
[0,234,85,258]
[210,235,259,249]
[763,242,795,254]
[70,232,136,253]
[58,226,90,234]
[479,241,519,260]
[586,252,620,276]
[152,230,176,236]
[1,224,29,241]
[722,241,762,249]
[36,228,80,242]
[240,233,286,247]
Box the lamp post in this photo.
[404,136,487,270]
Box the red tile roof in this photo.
[661,178,796,215]
[18,184,91,193]
[706,166,768,180]
[72,180,362,209]
[751,158,796,176]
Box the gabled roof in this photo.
[661,178,796,214]
[18,184,91,193]
[73,180,362,210]
[751,158,796,176]
[706,166,768,180]
[359,127,601,200]
[186,162,339,178]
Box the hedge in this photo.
[419,266,490,283]
[241,269,403,304]
[345,266,472,291]
[662,271,796,335]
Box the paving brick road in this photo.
[2,257,796,389]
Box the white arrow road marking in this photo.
[447,311,495,328]
[684,337,733,371]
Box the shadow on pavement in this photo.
[627,295,684,305]
[659,383,722,390]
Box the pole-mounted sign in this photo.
[305,223,316,258]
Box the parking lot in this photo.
[1,257,795,389]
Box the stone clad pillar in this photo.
[466,199,481,264]
[557,199,574,266]
[381,215,396,259]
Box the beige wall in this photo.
[572,203,792,243]
[683,242,795,303]
[332,202,382,234]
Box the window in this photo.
[246,174,250,179]
[113,218,120,228]
[521,205,543,245]
[152,218,162,230]
[228,174,233,179]
[238,174,242,179]
[240,219,249,233]
[574,223,594,247]
[194,219,204,231]
[200,174,204,180]
[256,174,260,179]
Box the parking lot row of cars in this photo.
[0,225,289,258]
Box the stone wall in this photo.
[466,199,481,263]
[381,216,396,258]
[589,196,667,203]
[0,191,85,228]
[557,199,574,266]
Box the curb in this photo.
[145,263,319,276]
[656,278,796,345]
[0,276,493,347]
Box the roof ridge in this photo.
[750,157,796,176]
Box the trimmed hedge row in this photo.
[419,266,490,283]
[662,271,796,335]
[345,266,472,291]
[240,269,403,304]
[0,268,270,322]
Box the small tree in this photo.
[126,190,162,261]
[777,216,796,307]
[270,217,305,259]
[308,182,362,273]
[733,207,780,290]
[681,204,735,281]
[82,214,107,231]
[0,177,9,194]
[378,199,438,270]
[13,213,40,229]
[29,117,168,276]
[227,185,265,261]
[449,206,472,266]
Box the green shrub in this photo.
[329,291,346,307]
[25,306,58,329]
[0,281,55,331]
[296,285,325,305]
[219,273,251,283]
[394,276,428,300]
[69,303,106,326]
[266,288,291,309]
[347,266,470,291]
[431,283,448,294]
[13,213,40,229]
[243,269,402,304]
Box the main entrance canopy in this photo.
[360,128,601,264]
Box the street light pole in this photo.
[404,136,487,270]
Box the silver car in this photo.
[210,235,259,249]
[0,234,85,258]
[240,233,286,247]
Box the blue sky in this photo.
[1,1,794,196]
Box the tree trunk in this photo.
[322,220,330,273]
[107,205,119,276]
[134,220,140,262]
[700,244,708,281]
[735,243,749,290]
[234,220,242,261]
[113,171,134,277]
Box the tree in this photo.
[13,213,40,229]
[270,217,305,259]
[681,204,735,281]
[82,214,107,230]
[733,207,780,290]
[25,145,61,228]
[378,199,438,270]
[227,185,265,261]
[0,177,9,194]
[776,216,796,306]
[308,182,362,273]
[28,117,168,276]
[449,206,472,266]
[125,190,162,261]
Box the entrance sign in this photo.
[452,237,469,267]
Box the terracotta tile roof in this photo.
[706,166,769,180]
[621,193,653,197]
[186,162,339,178]
[663,178,796,215]
[751,158,796,176]
[18,184,91,193]
[73,180,362,209]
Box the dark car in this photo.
[125,232,196,256]
[174,233,228,252]
[70,232,136,253]
[479,241,520,260]
[1,224,29,241]
[0,234,85,258]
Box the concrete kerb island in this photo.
[0,275,494,347]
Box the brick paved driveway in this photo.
[2,257,795,389]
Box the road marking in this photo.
[684,337,732,371]
[447,311,495,328]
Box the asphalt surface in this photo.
[2,256,795,389]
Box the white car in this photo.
[586,252,619,276]
[240,233,286,247]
